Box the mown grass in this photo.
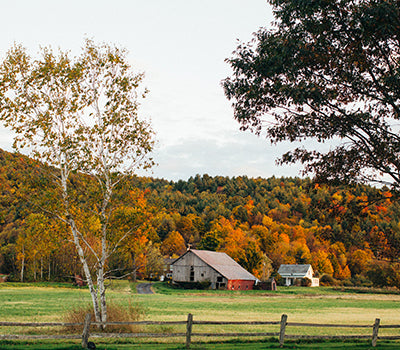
[153,281,345,295]
[0,281,400,348]
[0,286,89,321]
[139,282,400,324]
[1,338,400,349]
[152,282,400,296]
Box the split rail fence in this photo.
[1,313,400,348]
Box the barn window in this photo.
[217,276,223,282]
[190,266,194,282]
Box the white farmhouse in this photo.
[278,264,319,287]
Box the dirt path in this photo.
[136,283,154,294]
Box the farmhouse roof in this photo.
[173,249,257,281]
[278,264,312,277]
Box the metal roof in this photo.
[173,249,257,281]
[277,264,312,277]
[163,258,177,265]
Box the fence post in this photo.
[81,313,91,349]
[372,318,380,347]
[186,313,193,349]
[279,314,288,347]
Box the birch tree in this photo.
[0,39,155,323]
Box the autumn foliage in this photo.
[1,150,400,287]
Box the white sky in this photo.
[0,0,303,181]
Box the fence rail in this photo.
[1,313,399,349]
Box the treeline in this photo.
[1,148,400,287]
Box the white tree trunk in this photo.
[68,217,102,323]
[20,249,25,283]
[60,166,103,323]
[97,264,107,325]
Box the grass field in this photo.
[0,281,400,349]
[0,339,399,350]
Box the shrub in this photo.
[300,277,311,287]
[350,274,373,287]
[272,273,282,286]
[366,261,400,288]
[63,302,144,333]
[341,279,354,287]
[320,274,336,286]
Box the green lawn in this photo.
[0,339,399,350]
[0,281,399,349]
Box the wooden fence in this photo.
[1,313,400,349]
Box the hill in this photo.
[1,148,400,287]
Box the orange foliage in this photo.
[311,250,334,275]
[161,231,186,256]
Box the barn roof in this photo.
[173,249,257,281]
[277,264,312,277]
[164,258,177,266]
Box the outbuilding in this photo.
[171,249,257,290]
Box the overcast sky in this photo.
[0,0,304,181]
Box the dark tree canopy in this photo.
[223,0,400,190]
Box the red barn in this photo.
[171,249,257,290]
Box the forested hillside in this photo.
[1,148,400,287]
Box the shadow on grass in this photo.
[1,338,400,350]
